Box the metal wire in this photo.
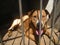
[18,0,25,45]
[43,36,46,45]
[58,28,60,45]
[20,37,23,45]
[28,29,30,45]
[49,0,57,45]
[12,31,18,45]
[39,0,42,45]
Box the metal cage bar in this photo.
[39,0,42,45]
[19,0,25,45]
[49,0,57,45]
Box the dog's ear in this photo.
[28,9,35,17]
[45,9,50,18]
[27,10,33,21]
[28,10,34,16]
[28,11,32,16]
[27,10,36,22]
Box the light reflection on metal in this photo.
[49,0,57,45]
[19,0,25,45]
[39,0,42,45]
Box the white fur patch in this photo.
[47,15,49,20]
[19,15,29,25]
[22,15,29,21]
[36,20,39,24]
[8,15,29,30]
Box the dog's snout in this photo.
[37,22,39,28]
[37,22,42,29]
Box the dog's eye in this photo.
[33,16,36,18]
[42,15,46,17]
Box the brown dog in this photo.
[7,9,49,44]
[24,9,50,45]
[7,9,59,45]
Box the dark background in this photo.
[0,0,48,26]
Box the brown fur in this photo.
[8,9,57,45]
[22,9,50,45]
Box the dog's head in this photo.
[29,9,49,35]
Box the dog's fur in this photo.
[7,9,59,45]
[7,9,49,44]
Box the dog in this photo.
[7,9,59,45]
[7,9,49,44]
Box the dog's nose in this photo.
[37,22,42,29]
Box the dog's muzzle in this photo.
[37,21,43,29]
[36,21,44,35]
